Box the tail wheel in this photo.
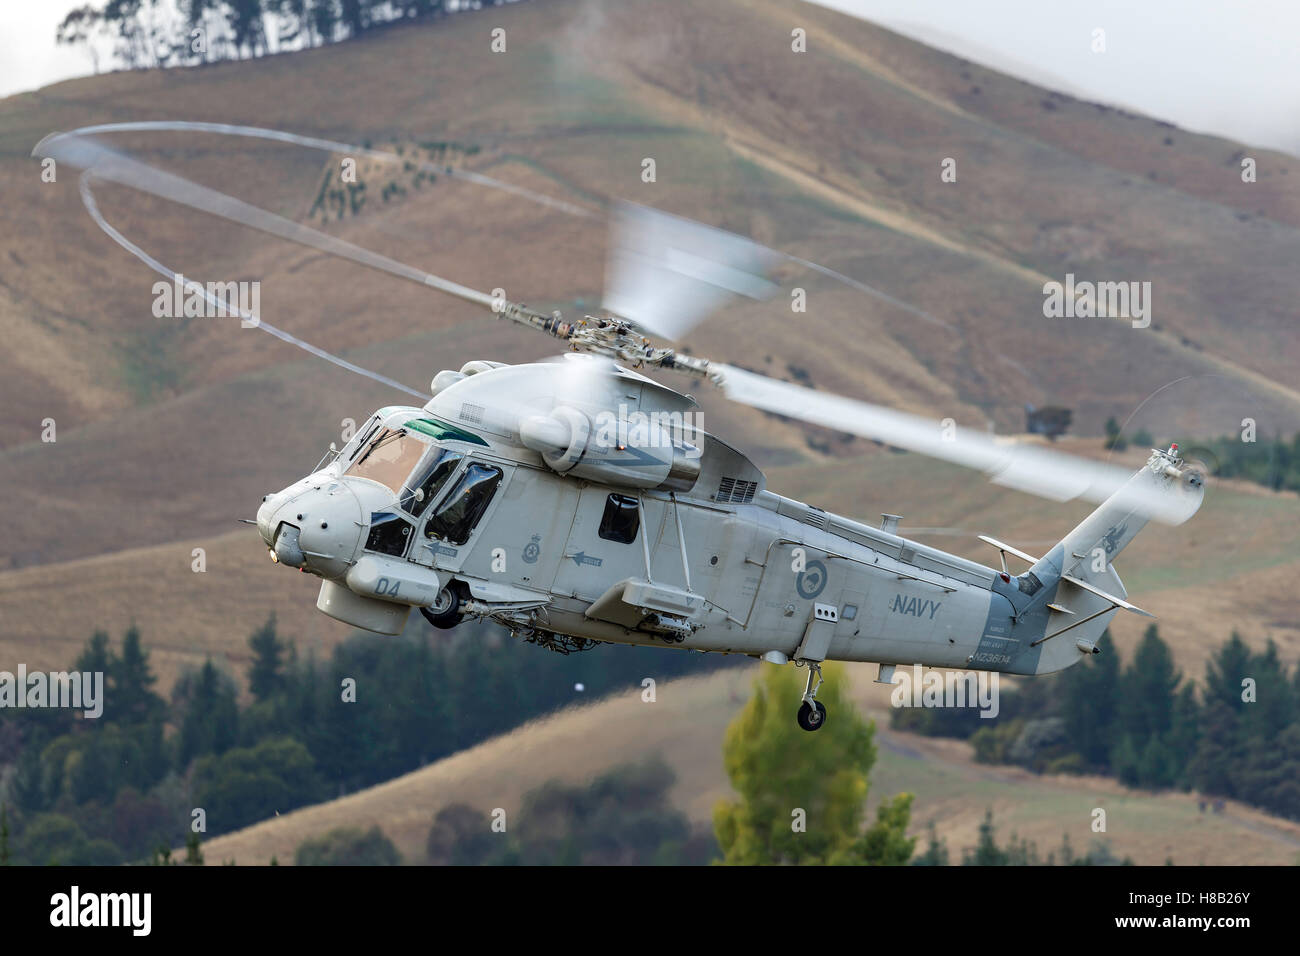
[797,700,827,732]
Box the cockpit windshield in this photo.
[344,427,426,495]
[341,417,381,464]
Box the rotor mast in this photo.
[486,296,716,380]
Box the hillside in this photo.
[3,0,1298,452]
[199,666,1300,866]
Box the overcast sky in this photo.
[0,3,95,99]
[2,1,1298,154]
[811,0,1300,155]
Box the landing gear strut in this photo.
[796,661,827,732]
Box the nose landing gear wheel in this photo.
[419,586,461,630]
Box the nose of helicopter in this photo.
[256,493,283,548]
[256,477,368,579]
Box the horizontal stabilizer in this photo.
[1060,574,1155,618]
[977,534,1041,566]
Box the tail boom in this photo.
[980,446,1204,675]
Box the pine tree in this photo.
[248,615,286,702]
[1191,698,1240,797]
[1057,832,1076,866]
[185,830,204,866]
[1061,630,1120,768]
[75,630,115,676]
[138,718,171,786]
[963,810,1009,865]
[1292,660,1300,720]
[1109,733,1142,787]
[1237,723,1300,820]
[113,627,164,724]
[1242,639,1294,741]
[1168,682,1201,786]
[177,660,239,767]
[0,804,9,865]
[1203,632,1252,715]
[912,821,950,866]
[1139,734,1179,789]
[10,744,49,814]
[1120,626,1181,741]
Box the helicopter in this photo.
[251,205,1205,732]
[37,128,1205,731]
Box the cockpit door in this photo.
[413,459,513,574]
[449,465,579,591]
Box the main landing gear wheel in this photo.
[796,661,827,731]
[419,586,461,630]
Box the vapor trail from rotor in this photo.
[77,170,430,399]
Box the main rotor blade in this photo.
[33,132,496,310]
[715,365,1202,524]
[602,201,781,341]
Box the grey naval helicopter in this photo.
[255,204,1205,732]
[29,123,1203,731]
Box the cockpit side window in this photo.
[345,427,426,495]
[365,512,413,557]
[423,463,503,546]
[401,448,464,518]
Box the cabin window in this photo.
[424,463,503,546]
[365,512,412,557]
[401,448,463,518]
[842,604,858,621]
[598,494,640,544]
